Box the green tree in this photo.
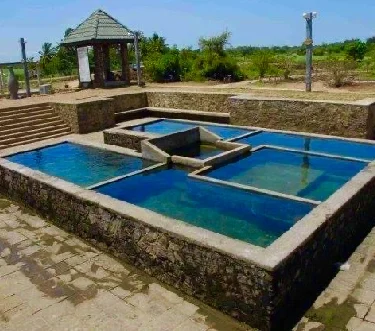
[346,40,367,61]
[251,50,274,78]
[198,31,231,56]
[38,42,57,74]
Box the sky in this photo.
[1,0,375,62]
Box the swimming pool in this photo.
[130,119,250,140]
[237,131,375,161]
[95,167,313,247]
[6,142,153,187]
[206,148,366,201]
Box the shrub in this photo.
[323,56,357,87]
[251,50,274,78]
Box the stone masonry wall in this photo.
[0,163,275,330]
[229,97,375,139]
[146,91,234,113]
[146,91,375,139]
[272,175,375,329]
[112,92,147,113]
[103,130,145,152]
[52,99,115,134]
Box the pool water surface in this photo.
[95,167,314,247]
[130,119,250,140]
[238,131,375,161]
[206,148,366,201]
[6,142,153,187]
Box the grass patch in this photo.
[0,199,11,209]
[305,297,356,330]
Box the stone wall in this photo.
[229,96,375,139]
[0,161,274,330]
[146,91,234,113]
[271,170,375,329]
[146,91,375,139]
[52,98,115,134]
[111,92,147,113]
[104,130,145,152]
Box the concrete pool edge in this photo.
[1,138,375,330]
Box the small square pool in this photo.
[238,131,375,161]
[130,119,250,140]
[6,142,153,187]
[206,148,367,201]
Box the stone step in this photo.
[0,127,71,146]
[0,132,70,150]
[0,119,67,135]
[0,106,54,117]
[0,103,50,114]
[0,112,60,127]
[0,108,54,121]
[0,123,70,141]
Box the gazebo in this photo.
[61,9,141,88]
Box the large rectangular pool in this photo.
[238,131,375,161]
[206,148,366,201]
[130,119,250,140]
[6,142,153,187]
[95,167,313,247]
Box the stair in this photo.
[0,104,71,150]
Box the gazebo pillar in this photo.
[120,43,130,85]
[93,44,105,87]
[102,44,110,80]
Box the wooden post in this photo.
[120,43,130,85]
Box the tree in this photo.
[38,42,56,73]
[345,40,367,61]
[141,33,168,56]
[198,31,231,56]
[323,55,356,87]
[251,50,274,78]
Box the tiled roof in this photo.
[61,9,135,45]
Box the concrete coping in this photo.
[230,94,375,106]
[0,134,143,159]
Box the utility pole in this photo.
[134,31,143,87]
[303,12,317,92]
[20,37,31,97]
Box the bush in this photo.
[323,56,357,87]
[251,50,274,78]
[144,51,181,82]
[192,52,242,81]
[345,41,367,61]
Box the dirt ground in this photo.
[2,79,375,110]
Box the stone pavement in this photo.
[294,228,375,330]
[0,196,250,331]
[1,193,375,331]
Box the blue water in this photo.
[130,119,250,140]
[238,131,375,161]
[169,143,223,160]
[207,148,366,201]
[6,142,153,187]
[95,167,313,247]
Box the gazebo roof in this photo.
[61,9,135,46]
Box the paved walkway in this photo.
[1,193,375,331]
[0,196,250,331]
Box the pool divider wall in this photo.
[116,107,231,124]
